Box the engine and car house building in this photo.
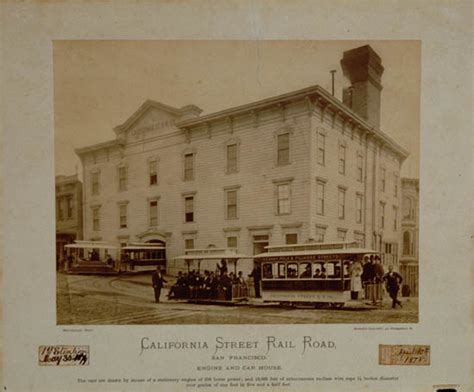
[75,45,408,275]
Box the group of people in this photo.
[152,256,404,308]
[350,255,404,308]
[166,269,246,301]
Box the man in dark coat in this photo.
[248,264,262,298]
[383,265,403,308]
[219,271,233,301]
[374,256,385,283]
[361,256,375,284]
[151,268,167,303]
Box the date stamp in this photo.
[379,344,430,366]
[38,345,89,366]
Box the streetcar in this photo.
[120,242,167,272]
[64,240,120,274]
[254,241,378,308]
[173,247,252,302]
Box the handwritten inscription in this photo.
[39,345,89,366]
[379,344,430,366]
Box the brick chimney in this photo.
[340,45,384,128]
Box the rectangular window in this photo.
[338,188,346,219]
[118,166,128,191]
[393,173,399,197]
[149,160,158,185]
[92,208,100,231]
[185,238,194,250]
[227,236,238,248]
[393,206,398,230]
[226,190,238,219]
[357,153,363,181]
[277,133,290,165]
[91,172,99,195]
[317,132,325,165]
[57,198,64,221]
[380,202,385,229]
[66,196,73,219]
[119,204,127,228]
[381,168,386,192]
[277,184,290,215]
[338,144,346,174]
[185,196,194,222]
[149,200,158,226]
[285,233,298,245]
[226,144,237,173]
[184,153,194,181]
[356,194,363,223]
[337,229,346,241]
[316,181,325,215]
[316,227,326,243]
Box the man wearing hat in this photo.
[383,265,403,308]
[374,256,385,280]
[151,267,167,303]
[373,255,385,303]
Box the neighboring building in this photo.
[399,178,419,295]
[76,45,408,275]
[56,174,83,269]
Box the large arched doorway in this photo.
[131,229,171,272]
[145,239,167,263]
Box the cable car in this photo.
[120,242,166,272]
[173,248,252,302]
[254,241,378,308]
[64,240,119,274]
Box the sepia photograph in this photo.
[55,40,420,325]
[3,1,472,391]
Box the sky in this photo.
[54,40,420,178]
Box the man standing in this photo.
[383,265,403,308]
[374,255,385,282]
[361,255,375,301]
[373,255,385,304]
[248,264,262,298]
[151,267,167,303]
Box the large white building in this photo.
[76,45,408,274]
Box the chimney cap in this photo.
[342,45,382,63]
[340,44,384,85]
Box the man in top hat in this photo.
[151,267,167,303]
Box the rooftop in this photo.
[75,84,409,160]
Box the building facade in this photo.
[56,174,83,269]
[76,45,408,275]
[399,178,419,295]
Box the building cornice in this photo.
[75,139,124,157]
[176,85,409,160]
[401,178,419,188]
[55,174,81,186]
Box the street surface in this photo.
[57,273,418,325]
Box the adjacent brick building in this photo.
[55,174,83,269]
[76,45,408,274]
[399,178,419,295]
